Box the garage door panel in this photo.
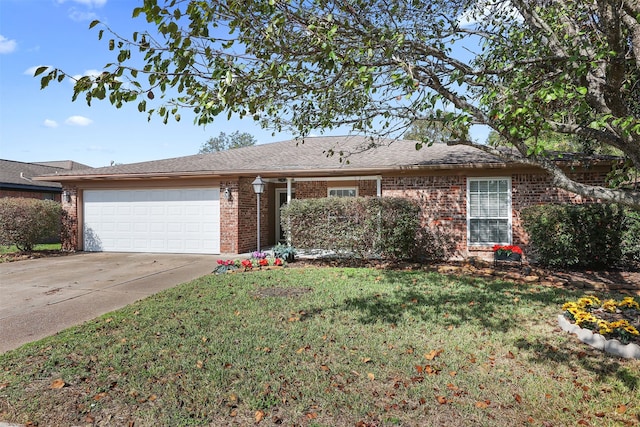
[83,188,220,254]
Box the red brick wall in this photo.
[380,169,609,260]
[296,181,327,198]
[383,175,468,256]
[60,186,78,252]
[219,180,240,253]
[233,178,271,254]
[510,170,607,249]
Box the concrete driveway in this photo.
[0,252,219,354]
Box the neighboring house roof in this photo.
[1,159,91,192]
[34,136,523,182]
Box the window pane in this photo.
[329,188,357,198]
[468,178,510,245]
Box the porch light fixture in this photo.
[223,187,231,201]
[62,190,71,203]
[252,176,265,252]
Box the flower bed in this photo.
[213,255,285,274]
[493,244,523,264]
[560,295,640,358]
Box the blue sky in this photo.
[0,0,490,168]
[0,0,300,167]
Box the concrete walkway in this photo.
[0,252,222,354]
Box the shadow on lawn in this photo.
[514,336,639,391]
[326,270,583,333]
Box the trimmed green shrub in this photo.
[0,198,62,251]
[281,197,421,260]
[621,208,640,269]
[520,203,625,269]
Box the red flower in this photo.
[259,259,269,266]
[274,258,283,266]
[241,259,253,269]
[493,245,523,255]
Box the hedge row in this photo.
[281,196,452,261]
[521,203,640,270]
[0,198,62,251]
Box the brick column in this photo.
[60,186,78,252]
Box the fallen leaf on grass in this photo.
[425,349,443,360]
[436,396,447,404]
[50,379,65,389]
[514,394,522,403]
[617,404,628,414]
[306,412,318,420]
[476,400,490,409]
[255,410,265,422]
[367,372,375,381]
[93,392,108,401]
[506,351,515,359]
[296,345,310,354]
[424,365,440,375]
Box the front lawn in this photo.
[0,243,61,254]
[0,267,638,426]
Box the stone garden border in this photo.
[557,314,640,359]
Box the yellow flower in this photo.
[602,299,617,312]
[619,297,640,309]
[624,325,640,335]
[577,296,600,308]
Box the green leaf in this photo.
[89,20,100,29]
[33,66,49,77]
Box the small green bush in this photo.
[0,198,62,251]
[621,208,640,269]
[281,197,421,260]
[520,203,625,269]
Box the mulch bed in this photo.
[291,257,640,295]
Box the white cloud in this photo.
[56,0,107,7]
[457,0,522,27]
[72,69,103,81]
[24,65,52,76]
[0,35,17,54]
[43,119,59,128]
[68,9,99,22]
[65,115,93,126]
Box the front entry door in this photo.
[275,189,294,243]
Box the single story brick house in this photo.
[34,136,612,259]
[0,159,92,201]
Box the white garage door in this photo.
[83,188,220,254]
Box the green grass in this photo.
[0,243,61,254]
[1,267,638,426]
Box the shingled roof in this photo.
[0,160,65,191]
[35,136,517,181]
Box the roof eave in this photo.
[31,162,520,182]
